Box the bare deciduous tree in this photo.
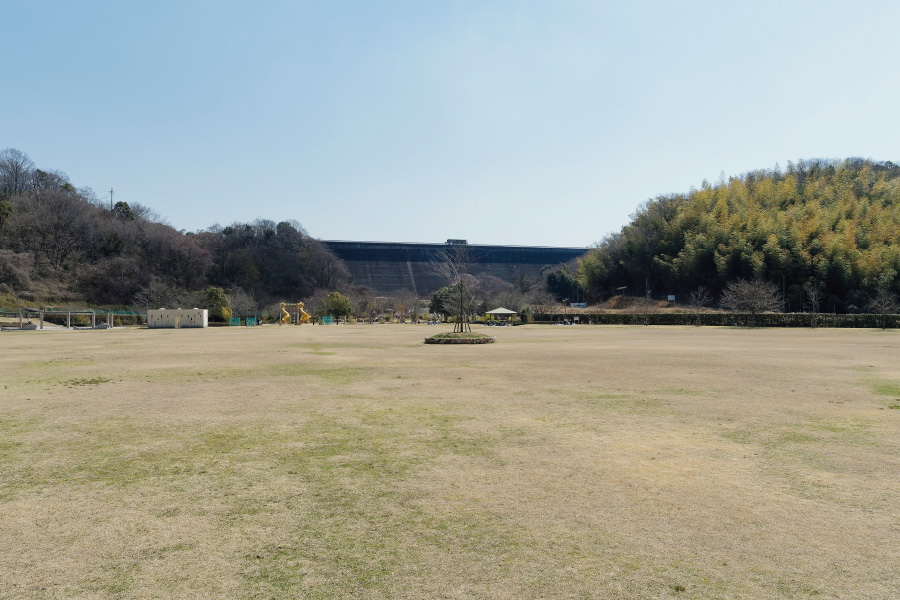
[133,276,179,310]
[28,168,71,193]
[473,274,527,314]
[0,249,34,290]
[228,286,257,318]
[867,287,898,330]
[720,279,782,326]
[0,148,35,199]
[803,281,823,328]
[129,202,165,223]
[303,240,351,290]
[688,285,712,326]
[345,286,374,322]
[394,288,419,323]
[528,289,557,322]
[688,285,711,311]
[433,244,476,332]
[494,288,526,313]
[304,288,331,321]
[9,190,91,269]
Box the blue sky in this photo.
[2,1,899,247]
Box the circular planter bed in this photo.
[425,332,496,344]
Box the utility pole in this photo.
[109,187,114,211]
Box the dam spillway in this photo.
[322,240,587,296]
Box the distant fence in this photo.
[229,316,260,326]
[0,307,146,329]
[533,312,900,328]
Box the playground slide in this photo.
[280,301,311,325]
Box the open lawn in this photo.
[2,324,900,599]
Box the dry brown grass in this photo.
[2,324,900,599]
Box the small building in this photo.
[147,308,208,329]
[486,307,518,325]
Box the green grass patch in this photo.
[64,376,112,387]
[279,364,368,384]
[872,380,900,398]
[21,357,96,369]
[868,379,900,410]
[116,363,369,386]
[720,416,877,503]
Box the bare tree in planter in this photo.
[433,244,476,333]
[720,279,782,326]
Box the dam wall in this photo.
[322,240,587,296]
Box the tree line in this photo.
[578,158,900,313]
[18,146,883,321]
[0,147,578,320]
[0,147,349,314]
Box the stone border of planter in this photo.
[424,336,496,344]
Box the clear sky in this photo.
[3,1,899,247]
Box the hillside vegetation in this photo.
[5,148,898,317]
[579,158,900,312]
[0,148,348,312]
[0,147,573,318]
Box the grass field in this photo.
[2,324,900,599]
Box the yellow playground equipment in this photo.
[280,301,310,325]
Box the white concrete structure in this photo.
[147,308,208,329]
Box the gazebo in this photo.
[485,307,517,325]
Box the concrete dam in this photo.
[322,240,587,296]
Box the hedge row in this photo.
[532,312,900,328]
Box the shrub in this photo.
[531,311,900,328]
[201,286,230,321]
[605,295,631,309]
[325,291,353,319]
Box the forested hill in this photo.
[0,148,349,310]
[578,158,900,312]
